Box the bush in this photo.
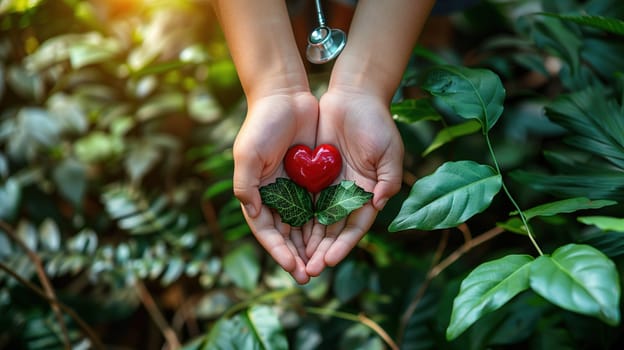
[1,0,623,349]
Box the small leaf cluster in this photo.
[260,178,373,226]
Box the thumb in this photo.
[233,153,263,218]
[372,157,403,211]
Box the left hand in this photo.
[305,88,404,276]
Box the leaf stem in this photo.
[223,288,300,318]
[484,134,544,256]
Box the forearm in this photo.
[211,0,310,101]
[329,0,436,102]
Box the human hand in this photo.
[233,92,318,284]
[305,88,404,276]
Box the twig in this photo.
[358,313,399,350]
[396,226,506,345]
[428,226,504,279]
[0,220,72,350]
[396,230,448,344]
[201,200,225,253]
[305,307,399,350]
[0,261,105,350]
[135,280,181,350]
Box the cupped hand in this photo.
[305,88,404,276]
[233,92,318,284]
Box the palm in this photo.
[233,92,318,284]
[305,89,403,276]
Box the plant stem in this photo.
[484,134,544,256]
[223,287,300,318]
[135,280,181,350]
[0,221,72,350]
[396,226,505,344]
[305,307,399,350]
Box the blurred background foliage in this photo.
[0,0,623,349]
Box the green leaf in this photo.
[245,305,288,350]
[260,178,314,227]
[391,98,441,124]
[446,255,534,340]
[422,120,482,156]
[52,158,87,207]
[315,181,373,226]
[512,197,617,220]
[333,259,369,302]
[540,13,624,36]
[421,65,505,131]
[223,243,260,291]
[578,216,624,232]
[0,178,20,220]
[530,244,621,326]
[388,161,502,231]
[204,305,287,350]
[68,35,121,68]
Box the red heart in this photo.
[284,144,342,193]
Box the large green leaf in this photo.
[446,255,534,340]
[530,244,620,326]
[388,161,502,231]
[204,306,288,350]
[421,65,505,131]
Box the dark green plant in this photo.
[1,0,624,349]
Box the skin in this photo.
[306,0,437,276]
[211,0,316,283]
[211,0,436,283]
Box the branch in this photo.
[396,225,505,344]
[135,280,181,350]
[0,261,105,350]
[0,220,72,350]
[305,307,399,350]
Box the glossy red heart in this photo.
[284,144,342,193]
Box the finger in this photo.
[302,219,314,246]
[284,238,310,284]
[324,204,378,267]
[290,227,309,264]
[305,221,343,276]
[372,151,403,211]
[305,217,345,259]
[233,147,263,218]
[242,204,297,272]
[290,256,310,284]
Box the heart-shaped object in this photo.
[284,144,342,193]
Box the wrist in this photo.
[328,51,398,103]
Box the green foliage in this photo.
[389,161,502,231]
[2,0,624,349]
[447,254,534,340]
